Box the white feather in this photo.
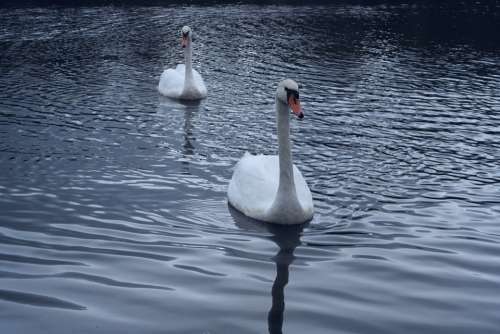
[158,64,207,99]
[228,153,314,223]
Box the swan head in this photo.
[276,79,303,119]
[181,26,192,48]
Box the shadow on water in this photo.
[229,204,306,334]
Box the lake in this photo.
[1,1,500,333]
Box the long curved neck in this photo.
[276,100,295,196]
[183,39,194,88]
[266,99,305,224]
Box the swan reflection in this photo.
[179,100,200,159]
[229,204,305,334]
[158,97,201,167]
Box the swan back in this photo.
[228,153,313,224]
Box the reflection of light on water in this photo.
[0,3,499,333]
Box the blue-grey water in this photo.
[1,2,500,333]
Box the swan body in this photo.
[228,79,314,225]
[159,64,206,100]
[228,153,313,223]
[158,26,207,100]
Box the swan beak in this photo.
[288,96,304,119]
[181,36,188,48]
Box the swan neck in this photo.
[276,99,295,194]
[266,99,304,224]
[184,40,194,84]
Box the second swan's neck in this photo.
[183,41,194,87]
[276,99,295,195]
[266,99,304,224]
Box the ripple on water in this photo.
[1,3,500,334]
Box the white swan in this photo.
[158,26,207,100]
[228,79,314,225]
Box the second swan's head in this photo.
[276,79,304,119]
[181,26,192,48]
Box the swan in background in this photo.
[228,79,314,225]
[158,26,207,100]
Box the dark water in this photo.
[1,2,500,333]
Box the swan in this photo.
[158,26,207,100]
[228,79,314,225]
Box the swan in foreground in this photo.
[158,26,207,100]
[228,79,314,225]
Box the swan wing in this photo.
[292,165,314,218]
[228,153,279,221]
[158,65,185,98]
[174,64,186,74]
[192,69,207,97]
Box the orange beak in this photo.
[288,95,304,119]
[181,36,188,48]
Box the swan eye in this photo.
[285,87,299,100]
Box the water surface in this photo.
[1,2,500,333]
